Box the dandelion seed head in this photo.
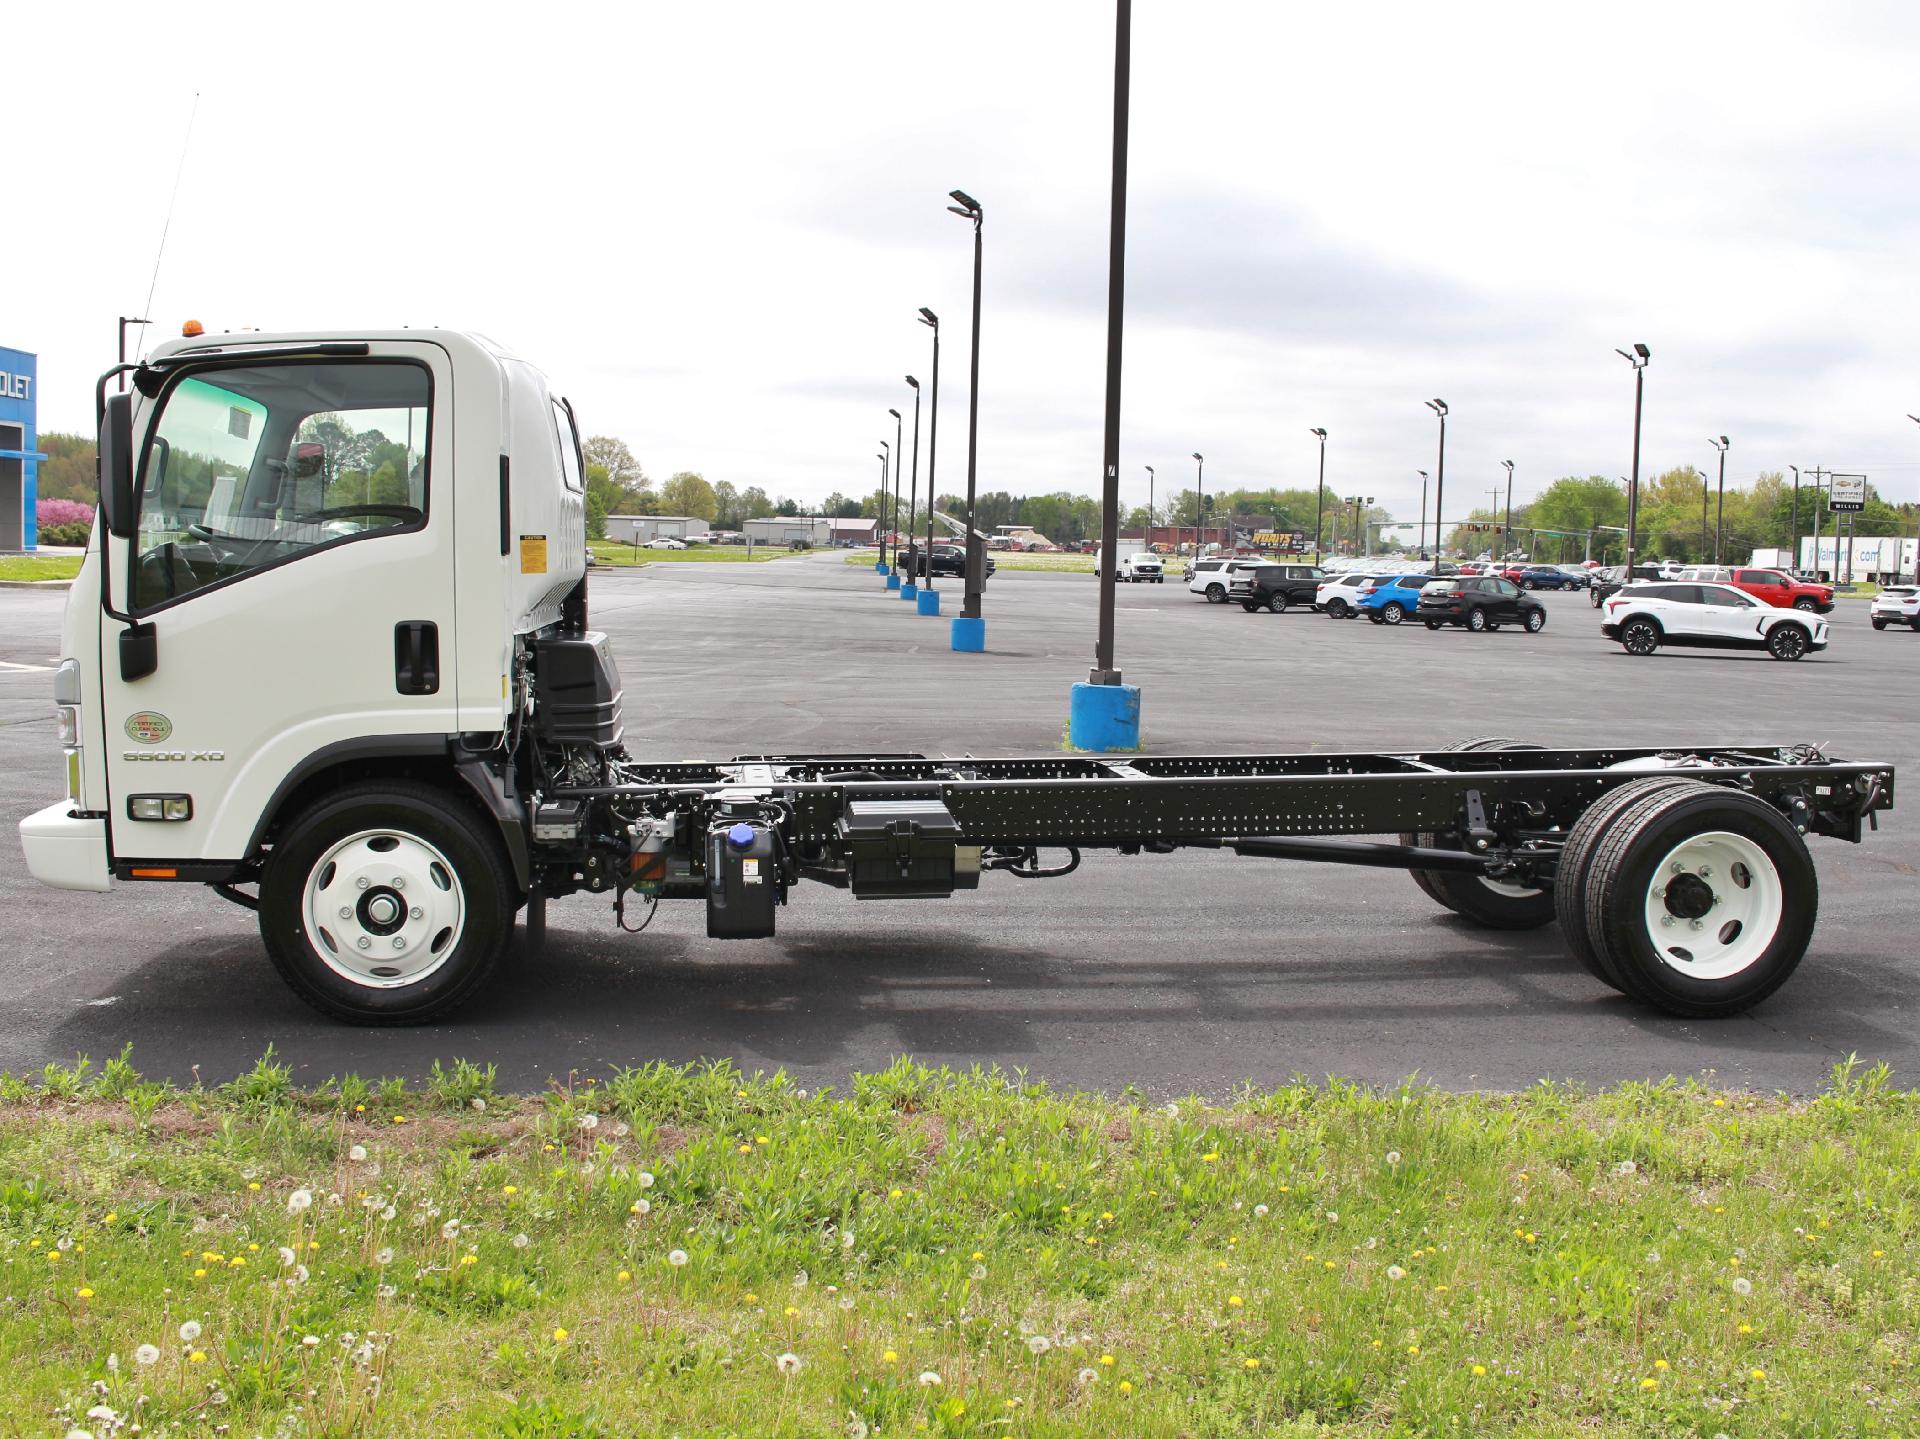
[1253,1204,1269,1218]
[1076,1367,1098,1385]
[278,1246,297,1268]
[918,1370,942,1386]
[375,1248,394,1266]
[668,1248,689,1267]
[287,1189,313,1215]
[1027,1335,1052,1355]
[512,1233,530,1249]
[1385,1151,1401,1165]
[348,1145,368,1162]
[1386,1265,1408,1281]
[1732,1277,1753,1295]
[178,1321,202,1343]
[776,1352,803,1374]
[301,1335,320,1348]
[134,1344,160,1367]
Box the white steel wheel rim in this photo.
[1642,830,1783,981]
[302,828,467,989]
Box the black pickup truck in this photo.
[1229,562,1328,613]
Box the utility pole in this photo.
[1617,345,1650,574]
[1416,470,1428,558]
[1310,429,1327,563]
[1708,435,1729,563]
[1501,459,1514,559]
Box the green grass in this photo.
[0,553,83,581]
[852,552,1195,576]
[589,541,797,567]
[4,1051,1914,1438]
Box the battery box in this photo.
[837,794,981,898]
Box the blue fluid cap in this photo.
[726,822,757,850]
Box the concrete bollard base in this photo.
[1067,682,1142,752]
[916,588,942,616]
[950,616,985,651]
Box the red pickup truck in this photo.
[1684,565,1834,613]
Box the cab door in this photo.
[99,343,458,867]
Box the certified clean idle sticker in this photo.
[124,712,173,744]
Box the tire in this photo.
[1241,602,1259,612]
[1766,624,1810,661]
[1519,580,1532,590]
[1523,608,1546,633]
[1871,619,1887,630]
[1325,599,1349,619]
[1465,608,1488,633]
[258,780,514,1024]
[1401,738,1554,927]
[1589,590,1604,609]
[1381,602,1406,625]
[1575,781,1817,1017]
[1792,598,1818,612]
[1367,612,1385,625]
[1267,594,1287,614]
[1620,618,1661,655]
[1206,584,1226,603]
[1425,621,1442,630]
[1554,778,1706,992]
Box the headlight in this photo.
[56,705,79,746]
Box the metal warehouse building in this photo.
[0,345,44,552]
[605,514,711,544]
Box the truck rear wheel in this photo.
[1553,777,1706,991]
[259,780,514,1025]
[1565,781,1816,1017]
[1403,738,1554,927]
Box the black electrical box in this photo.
[838,793,979,898]
[531,631,624,749]
[705,819,779,939]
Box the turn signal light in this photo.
[128,794,193,822]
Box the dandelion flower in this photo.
[1737,1323,1753,1334]
[179,1321,202,1343]
[668,1249,689,1267]
[287,1189,313,1215]
[1653,1359,1669,1371]
[579,1113,599,1131]
[846,1420,869,1439]
[618,1270,632,1283]
[348,1145,368,1162]
[247,1182,262,1192]
[1326,1211,1339,1222]
[918,1370,942,1386]
[1385,1151,1401,1165]
[882,1350,898,1364]
[188,1351,207,1364]
[970,1264,987,1280]
[793,1269,809,1288]
[1027,1335,1052,1356]
[889,1188,904,1199]
[1750,1369,1766,1382]
[1201,1152,1219,1163]
[1613,1159,1638,1177]
[552,1327,568,1343]
[1243,1357,1261,1370]
[1641,1378,1659,1391]
[638,1171,655,1188]
[503,1185,518,1196]
[1119,1380,1134,1395]
[133,1344,160,1367]
[441,1220,461,1241]
[375,1248,394,1266]
[1253,1204,1270,1218]
[1471,1364,1487,1376]
[776,1352,803,1374]
[301,1335,321,1348]
[744,1292,759,1304]
[1732,1277,1752,1296]
[64,1430,92,1439]
[77,1286,95,1298]
[277,1246,297,1268]
[1227,1294,1245,1308]
[1076,1367,1098,1385]
[1386,1266,1407,1281]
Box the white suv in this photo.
[1315,571,1379,619]
[1871,585,1920,632]
[1601,581,1828,661]
[1187,558,1268,603]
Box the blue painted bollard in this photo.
[874,557,890,572]
[950,616,985,652]
[885,572,901,590]
[900,580,918,600]
[1067,681,1142,752]
[916,588,941,616]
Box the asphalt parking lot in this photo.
[1,557,1913,1096]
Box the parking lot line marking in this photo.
[0,660,52,673]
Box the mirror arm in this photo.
[91,364,157,680]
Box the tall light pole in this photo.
[1708,434,1730,563]
[1487,487,1502,557]
[1695,465,1709,558]
[1501,460,1515,560]
[917,308,940,603]
[1144,465,1155,546]
[1789,464,1800,574]
[1617,344,1650,575]
[888,409,903,568]
[947,189,986,631]
[876,440,890,572]
[1192,452,1205,556]
[1907,416,1920,583]
[1426,399,1448,573]
[901,375,922,598]
[1310,428,1327,562]
[1416,470,1428,558]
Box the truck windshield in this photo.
[132,360,430,611]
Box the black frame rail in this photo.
[555,744,1894,851]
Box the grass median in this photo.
[5,1050,1912,1437]
[0,554,84,581]
[589,542,803,567]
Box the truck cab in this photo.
[22,329,591,1020]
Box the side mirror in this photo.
[98,393,136,538]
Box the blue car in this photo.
[1354,573,1438,625]
[1517,565,1580,591]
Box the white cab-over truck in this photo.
[20,329,1897,1025]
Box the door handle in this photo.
[394,621,440,695]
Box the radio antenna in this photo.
[135,91,201,362]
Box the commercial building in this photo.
[0,345,45,551]
[743,516,877,546]
[604,514,711,544]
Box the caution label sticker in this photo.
[519,535,548,574]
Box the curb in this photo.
[0,579,74,590]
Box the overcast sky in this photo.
[13,1,1920,526]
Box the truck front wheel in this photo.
[259,780,514,1024]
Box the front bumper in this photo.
[1600,622,1621,639]
[19,801,112,893]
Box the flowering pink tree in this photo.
[37,498,95,528]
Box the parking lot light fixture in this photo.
[1310,429,1327,561]
[1616,345,1650,574]
[1425,399,1448,573]
[1144,465,1155,545]
[901,376,921,599]
[1709,435,1730,563]
[1907,417,1920,583]
[1192,453,1205,555]
[876,442,891,572]
[1417,470,1428,558]
[948,189,987,628]
[1501,460,1515,559]
[918,309,940,600]
[888,409,903,570]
